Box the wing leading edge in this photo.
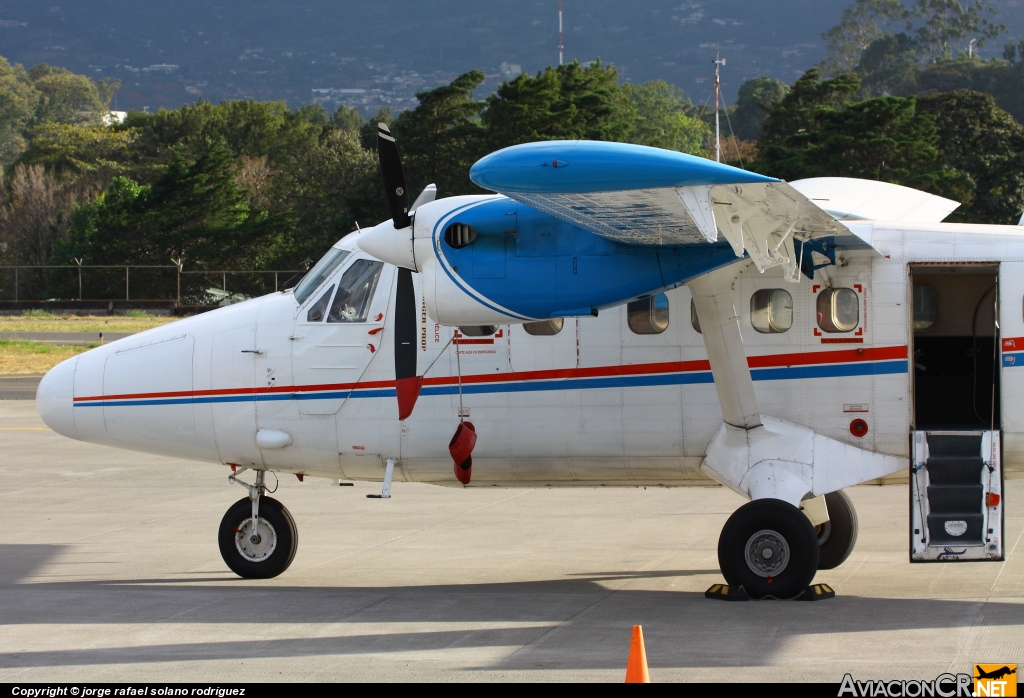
[470,140,857,282]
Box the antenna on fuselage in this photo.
[713,53,726,163]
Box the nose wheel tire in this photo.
[718,498,819,599]
[218,496,298,579]
[816,489,859,570]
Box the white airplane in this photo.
[36,125,1017,599]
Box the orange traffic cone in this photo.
[625,624,651,683]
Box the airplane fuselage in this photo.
[37,205,1024,488]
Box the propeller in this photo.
[376,123,411,229]
[376,123,421,420]
[394,266,421,420]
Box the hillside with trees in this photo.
[0,0,1022,302]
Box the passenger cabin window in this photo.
[327,260,383,323]
[628,294,669,335]
[690,298,701,334]
[458,325,498,337]
[913,284,938,330]
[293,248,350,304]
[750,289,793,334]
[817,287,859,333]
[306,285,335,322]
[524,319,563,336]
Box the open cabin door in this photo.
[909,264,1004,561]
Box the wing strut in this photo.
[687,264,761,430]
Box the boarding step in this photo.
[910,431,1003,562]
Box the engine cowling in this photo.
[358,194,738,326]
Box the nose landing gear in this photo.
[219,469,298,579]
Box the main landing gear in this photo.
[816,490,859,570]
[219,469,298,579]
[716,491,858,599]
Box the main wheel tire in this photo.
[816,489,859,570]
[218,496,298,579]
[718,498,820,599]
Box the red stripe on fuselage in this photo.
[73,344,908,402]
[1002,337,1024,352]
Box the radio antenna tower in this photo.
[713,53,726,163]
[558,0,564,65]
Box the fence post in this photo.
[14,267,18,303]
[275,271,278,292]
[222,272,226,292]
[75,258,82,300]
[126,267,129,301]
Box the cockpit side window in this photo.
[293,248,350,304]
[305,285,334,323]
[327,260,384,323]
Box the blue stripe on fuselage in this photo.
[75,359,907,407]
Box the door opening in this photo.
[911,265,1000,431]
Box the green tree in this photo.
[482,60,634,149]
[0,58,41,165]
[911,0,1005,62]
[916,57,1024,123]
[622,81,709,155]
[30,64,106,125]
[268,129,385,267]
[732,77,790,141]
[359,106,392,150]
[821,0,911,75]
[332,105,365,133]
[916,90,1024,224]
[18,123,136,178]
[390,70,486,197]
[52,141,282,276]
[759,69,861,144]
[123,100,326,173]
[754,94,973,204]
[95,78,121,109]
[822,1,1006,73]
[856,32,920,95]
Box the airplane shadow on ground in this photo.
[1,544,1019,671]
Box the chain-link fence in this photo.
[0,266,306,305]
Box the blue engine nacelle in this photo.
[361,195,738,326]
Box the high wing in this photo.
[469,140,861,281]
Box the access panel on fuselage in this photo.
[102,334,195,444]
[210,326,260,467]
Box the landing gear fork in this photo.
[229,467,274,548]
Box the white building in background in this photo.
[103,111,127,126]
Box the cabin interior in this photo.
[911,265,1000,432]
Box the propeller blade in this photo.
[410,183,436,212]
[394,267,421,420]
[376,123,411,229]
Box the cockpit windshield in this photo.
[292,248,351,304]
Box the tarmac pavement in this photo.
[1,399,1022,682]
[0,332,133,345]
[0,375,42,400]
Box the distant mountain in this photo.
[0,0,1021,114]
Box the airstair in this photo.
[911,431,1003,561]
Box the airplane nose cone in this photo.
[36,356,78,439]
